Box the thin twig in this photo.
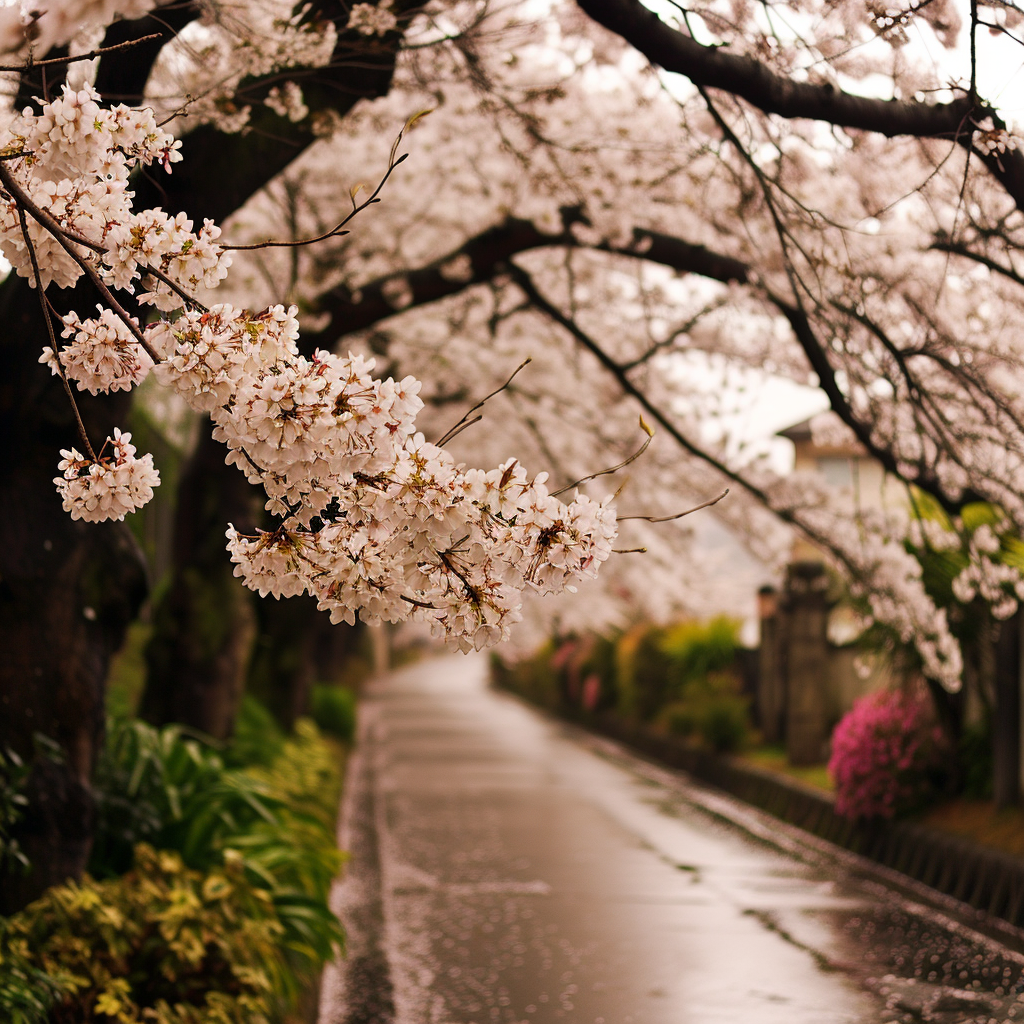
[552,417,653,497]
[617,489,729,523]
[221,153,409,251]
[436,357,532,447]
[0,32,163,72]
[17,205,96,460]
[437,414,483,446]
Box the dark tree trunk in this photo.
[139,426,261,740]
[248,598,367,731]
[0,276,148,912]
[248,595,323,732]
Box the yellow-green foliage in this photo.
[247,720,341,834]
[5,845,284,1024]
[660,617,740,696]
[6,718,347,1022]
[616,624,685,721]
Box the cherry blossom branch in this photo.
[0,161,161,363]
[574,0,1024,212]
[0,32,163,72]
[220,115,422,251]
[315,215,748,339]
[617,489,729,522]
[551,417,653,497]
[504,260,856,560]
[697,79,974,514]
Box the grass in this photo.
[737,744,835,794]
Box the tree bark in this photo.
[139,426,261,740]
[0,276,148,911]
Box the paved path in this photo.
[319,654,1024,1024]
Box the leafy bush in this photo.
[310,685,357,743]
[615,618,741,722]
[89,718,344,990]
[5,844,284,1024]
[0,916,66,1024]
[224,696,285,769]
[661,617,740,697]
[829,687,947,819]
[0,746,30,879]
[490,640,562,711]
[615,625,672,720]
[658,671,750,752]
[89,719,285,878]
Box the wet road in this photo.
[320,654,1024,1024]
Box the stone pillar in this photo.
[783,561,830,766]
[994,609,1022,809]
[756,585,786,744]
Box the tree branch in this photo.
[575,0,1024,212]
[315,214,747,342]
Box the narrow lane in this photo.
[322,654,1024,1024]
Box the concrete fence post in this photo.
[994,608,1022,808]
[783,560,831,766]
[756,585,786,744]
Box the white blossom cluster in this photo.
[54,429,160,522]
[146,297,617,649]
[9,85,619,652]
[264,83,309,123]
[950,522,1024,621]
[224,456,617,652]
[348,0,397,37]
[0,84,237,306]
[41,306,153,394]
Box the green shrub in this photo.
[615,624,674,720]
[224,696,286,770]
[0,916,66,1024]
[89,718,344,991]
[490,640,562,711]
[89,720,285,878]
[310,685,356,743]
[661,616,740,698]
[658,672,750,753]
[4,844,284,1024]
[0,746,30,879]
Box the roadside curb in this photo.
[318,699,395,1024]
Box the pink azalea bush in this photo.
[829,687,947,820]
